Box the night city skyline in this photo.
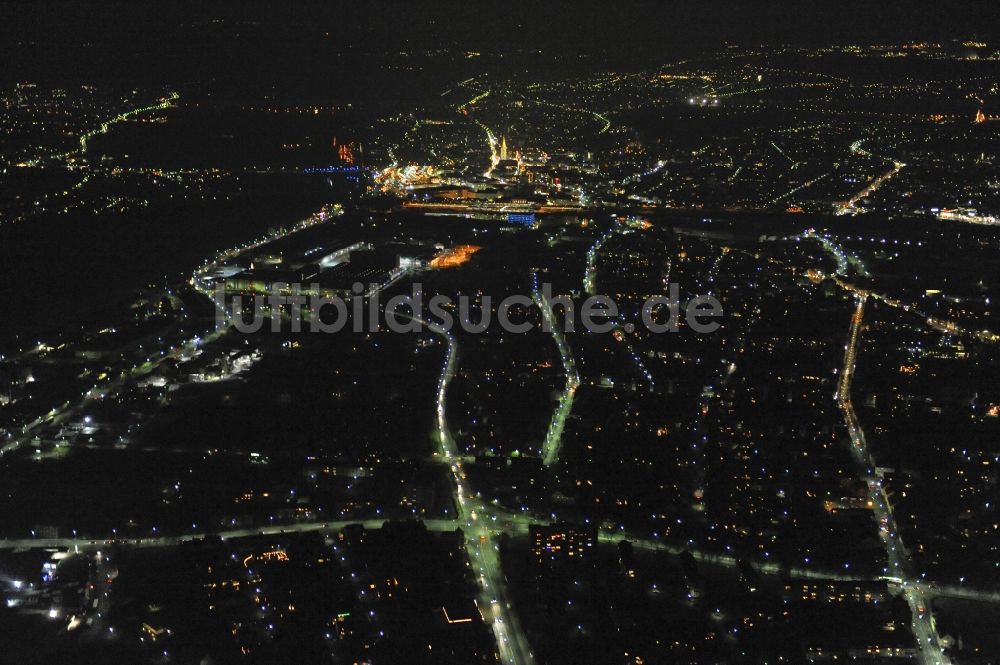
[1,3,999,664]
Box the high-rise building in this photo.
[530,523,596,563]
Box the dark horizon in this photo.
[3,1,999,82]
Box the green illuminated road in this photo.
[533,280,580,467]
